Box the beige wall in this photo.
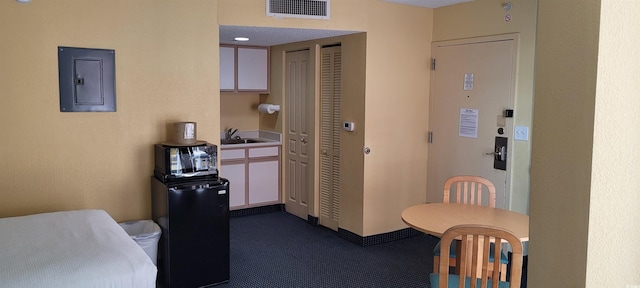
[0,0,431,237]
[4,0,636,283]
[0,0,219,221]
[218,0,372,235]
[336,34,368,235]
[361,2,432,235]
[218,0,368,31]
[531,0,640,286]
[0,0,433,236]
[220,93,261,131]
[219,0,433,236]
[433,0,538,214]
[269,33,367,234]
[530,0,598,284]
[587,1,640,284]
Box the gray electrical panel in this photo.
[58,46,116,112]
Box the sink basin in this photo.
[221,138,262,145]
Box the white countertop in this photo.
[219,130,282,149]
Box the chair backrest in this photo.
[433,224,523,288]
[443,176,496,207]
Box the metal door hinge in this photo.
[428,131,433,143]
[431,58,436,70]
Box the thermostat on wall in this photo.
[343,121,355,132]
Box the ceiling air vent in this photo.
[266,0,330,20]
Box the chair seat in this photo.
[433,240,509,264]
[429,273,511,288]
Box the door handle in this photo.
[490,136,508,170]
[485,146,506,161]
[301,137,308,144]
[496,146,506,161]
[321,149,328,155]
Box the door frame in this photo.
[427,33,519,209]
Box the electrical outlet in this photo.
[514,126,528,141]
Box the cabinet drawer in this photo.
[221,149,246,160]
[249,147,279,158]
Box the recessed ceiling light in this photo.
[16,0,32,3]
[234,37,249,42]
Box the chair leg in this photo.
[433,255,458,274]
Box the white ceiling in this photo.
[220,0,473,47]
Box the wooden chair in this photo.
[434,176,508,280]
[443,175,496,207]
[429,224,523,288]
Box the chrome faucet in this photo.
[225,128,239,140]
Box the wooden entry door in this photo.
[284,49,312,219]
[428,35,517,209]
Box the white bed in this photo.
[0,209,157,288]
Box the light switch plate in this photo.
[514,126,528,141]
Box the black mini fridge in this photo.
[152,176,230,288]
[151,142,230,288]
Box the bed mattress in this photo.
[0,209,157,288]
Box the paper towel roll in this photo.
[258,103,280,114]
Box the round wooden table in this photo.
[401,203,529,241]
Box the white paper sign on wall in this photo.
[464,73,474,91]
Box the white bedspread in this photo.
[0,209,157,288]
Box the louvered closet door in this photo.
[319,45,341,231]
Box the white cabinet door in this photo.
[248,160,279,205]
[237,47,268,91]
[219,46,236,91]
[221,163,246,208]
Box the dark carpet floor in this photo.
[219,211,438,288]
[217,211,527,288]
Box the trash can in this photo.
[119,220,161,265]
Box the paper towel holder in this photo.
[258,103,280,114]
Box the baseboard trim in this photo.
[338,227,424,247]
[230,204,285,218]
[232,209,424,247]
[307,215,319,225]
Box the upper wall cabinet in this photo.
[219,45,269,93]
[220,46,236,91]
